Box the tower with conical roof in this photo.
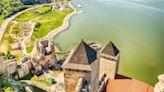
[62,40,100,92]
[99,41,120,79]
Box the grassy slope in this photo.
[35,9,73,38]
[0,22,23,60]
[35,5,52,14]
[0,22,14,53]
[0,17,5,26]
[15,10,39,22]
[15,5,51,22]
[26,9,73,53]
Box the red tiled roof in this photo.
[106,75,154,92]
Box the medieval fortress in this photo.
[62,40,120,92]
[0,39,161,92]
[0,39,57,78]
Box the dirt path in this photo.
[9,21,19,40]
[21,22,35,55]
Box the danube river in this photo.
[54,0,164,85]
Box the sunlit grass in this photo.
[35,5,52,14]
[34,9,73,38]
[0,17,5,26]
[15,5,52,22]
[0,22,14,53]
[15,10,39,22]
[26,9,73,53]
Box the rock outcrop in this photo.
[154,74,164,92]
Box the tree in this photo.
[35,22,41,28]
[0,0,25,18]
[21,0,34,5]
[0,72,25,92]
[0,72,12,91]
[21,0,52,5]
[2,51,15,60]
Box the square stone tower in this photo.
[99,41,120,79]
[32,39,57,72]
[62,40,100,92]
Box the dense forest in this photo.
[0,0,25,18]
[0,0,53,18]
[21,0,52,5]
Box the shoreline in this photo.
[43,2,81,41]
[30,2,81,55]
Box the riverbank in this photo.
[30,1,81,56]
[0,1,73,57]
[53,0,164,85]
[43,2,82,41]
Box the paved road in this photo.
[0,8,33,42]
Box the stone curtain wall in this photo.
[64,69,91,92]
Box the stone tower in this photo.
[99,41,120,79]
[32,39,56,71]
[62,41,100,92]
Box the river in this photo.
[54,0,164,85]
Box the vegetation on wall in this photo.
[0,72,12,91]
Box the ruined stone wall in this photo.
[44,54,56,68]
[34,40,56,69]
[64,69,91,92]
[25,60,33,70]
[17,60,32,78]
[0,60,5,73]
[5,60,17,76]
[17,65,29,78]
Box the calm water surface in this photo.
[54,0,164,85]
